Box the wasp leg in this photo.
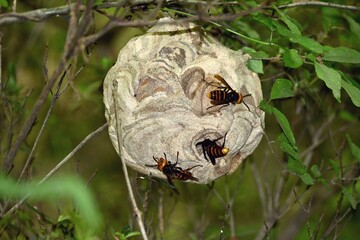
[196,141,209,162]
[243,101,251,111]
[206,102,230,111]
[184,164,202,171]
[166,176,179,195]
[174,151,179,166]
[221,132,228,147]
[152,156,159,163]
[145,164,158,167]
[209,154,216,165]
[242,94,252,111]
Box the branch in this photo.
[3,1,94,173]
[3,122,108,217]
[0,1,128,25]
[1,0,359,27]
[276,1,360,11]
[112,80,148,240]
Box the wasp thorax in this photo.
[103,18,264,184]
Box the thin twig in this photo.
[0,32,2,92]
[18,65,71,181]
[158,188,164,238]
[218,204,230,240]
[112,80,148,240]
[3,1,94,173]
[0,1,138,25]
[3,122,108,217]
[276,1,360,11]
[12,0,17,12]
[250,160,267,211]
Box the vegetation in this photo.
[0,0,359,239]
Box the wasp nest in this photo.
[103,18,264,184]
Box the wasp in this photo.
[196,133,229,165]
[146,152,202,192]
[207,74,251,110]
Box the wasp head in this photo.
[153,157,168,171]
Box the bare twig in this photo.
[2,0,358,26]
[0,32,2,92]
[158,188,164,238]
[18,64,71,181]
[218,204,230,240]
[276,1,360,11]
[3,1,94,173]
[250,160,267,212]
[293,191,313,239]
[3,122,108,217]
[0,1,127,25]
[112,80,148,240]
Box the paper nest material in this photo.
[103,18,264,184]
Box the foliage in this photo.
[0,174,102,239]
[0,0,359,239]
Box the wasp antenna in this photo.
[175,151,179,165]
[213,135,224,143]
[163,152,167,160]
[153,156,158,163]
[222,132,228,147]
[243,101,251,111]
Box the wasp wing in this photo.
[213,74,234,90]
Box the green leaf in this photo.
[288,156,306,175]
[314,62,341,102]
[253,13,276,31]
[125,231,141,238]
[231,20,260,39]
[310,165,322,178]
[272,107,296,146]
[278,133,298,159]
[329,159,340,177]
[283,49,303,68]
[0,174,103,235]
[270,78,295,100]
[6,63,19,95]
[306,53,317,62]
[259,100,273,114]
[342,187,357,209]
[299,173,314,185]
[247,59,263,74]
[260,102,296,147]
[0,0,8,8]
[273,5,301,35]
[341,80,360,107]
[323,46,360,64]
[343,15,360,42]
[271,20,324,54]
[121,225,132,236]
[339,110,358,122]
[242,47,269,58]
[346,135,360,162]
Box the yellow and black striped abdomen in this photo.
[208,90,227,101]
[208,146,229,158]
